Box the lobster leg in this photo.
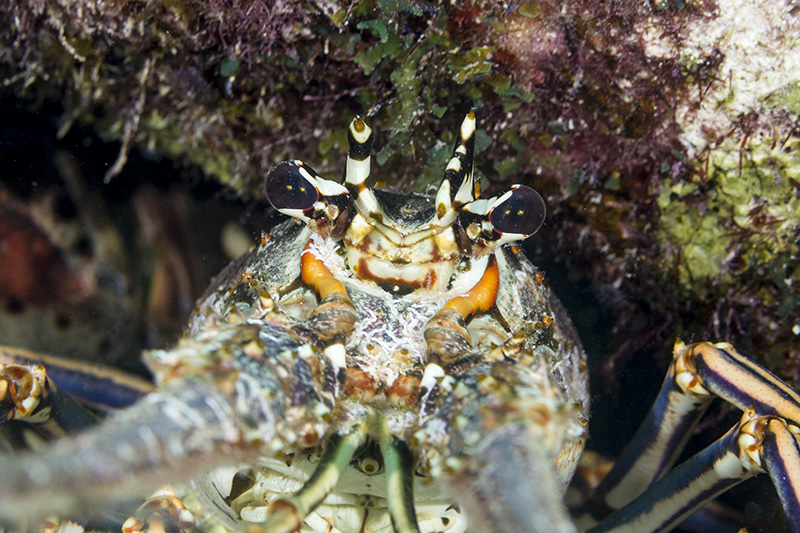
[761,417,800,527]
[300,241,356,408]
[579,340,800,532]
[121,486,195,533]
[423,255,499,371]
[578,341,717,517]
[0,344,153,411]
[587,407,775,532]
[1,361,98,444]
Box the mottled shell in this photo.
[183,186,589,531]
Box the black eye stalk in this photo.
[266,160,354,238]
[266,161,319,212]
[489,185,546,239]
[459,184,546,246]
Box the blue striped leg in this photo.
[577,340,800,532]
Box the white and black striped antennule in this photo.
[344,117,382,219]
[435,109,478,227]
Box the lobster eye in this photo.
[266,162,319,211]
[490,185,546,236]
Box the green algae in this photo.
[448,46,495,84]
[656,137,800,296]
[766,81,800,115]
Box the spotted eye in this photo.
[265,161,319,212]
[490,185,546,236]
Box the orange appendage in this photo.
[301,243,349,301]
[443,256,499,319]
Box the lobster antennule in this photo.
[345,117,382,219]
[434,109,478,227]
